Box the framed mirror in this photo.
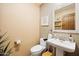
[53,4,77,33]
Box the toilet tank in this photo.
[40,38,46,47]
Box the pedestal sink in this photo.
[47,38,76,56]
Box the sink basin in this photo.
[47,38,76,56]
[62,41,75,52]
[47,38,75,52]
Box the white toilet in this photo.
[31,38,46,56]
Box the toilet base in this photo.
[31,51,41,56]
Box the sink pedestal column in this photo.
[56,48,64,56]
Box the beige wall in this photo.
[0,3,40,56]
[40,3,79,48]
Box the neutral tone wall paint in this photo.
[0,3,40,56]
[40,3,79,47]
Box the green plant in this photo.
[0,32,12,56]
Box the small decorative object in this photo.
[48,30,53,39]
[42,51,53,56]
[69,34,74,42]
[42,45,54,56]
[41,16,49,26]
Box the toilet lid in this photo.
[31,45,44,52]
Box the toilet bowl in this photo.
[31,38,46,56]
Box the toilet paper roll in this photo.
[15,40,21,45]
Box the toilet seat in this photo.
[31,45,45,53]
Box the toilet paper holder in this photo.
[14,39,21,46]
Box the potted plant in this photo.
[0,32,12,56]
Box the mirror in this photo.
[54,4,75,30]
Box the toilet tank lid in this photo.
[31,45,44,52]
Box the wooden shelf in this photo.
[54,20,62,30]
